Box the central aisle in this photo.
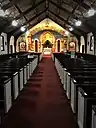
[2,55,76,128]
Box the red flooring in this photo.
[1,55,76,128]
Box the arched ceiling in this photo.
[0,0,96,37]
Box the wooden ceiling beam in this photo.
[49,0,94,33]
[48,10,87,35]
[13,17,46,37]
[7,9,47,35]
[48,15,81,38]
[15,0,45,20]
[2,0,45,30]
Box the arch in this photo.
[16,35,26,52]
[43,40,53,48]
[34,39,39,52]
[40,31,55,44]
[69,41,76,52]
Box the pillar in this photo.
[7,34,11,54]
[83,35,87,54]
[77,36,80,52]
[14,36,18,53]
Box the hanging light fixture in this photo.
[75,20,82,26]
[20,26,26,32]
[65,30,69,35]
[87,8,95,17]
[5,9,10,15]
[26,30,30,35]
[0,6,10,17]
[0,7,5,17]
[69,27,74,31]
[12,20,18,26]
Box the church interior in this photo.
[16,19,78,53]
[0,0,96,128]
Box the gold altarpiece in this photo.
[17,32,78,53]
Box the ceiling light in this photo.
[20,26,26,32]
[0,7,10,17]
[26,30,30,35]
[0,7,5,17]
[84,92,87,96]
[69,27,74,31]
[92,36,94,40]
[75,20,82,26]
[74,79,77,83]
[5,10,10,15]
[65,31,69,35]
[12,20,18,26]
[87,8,95,17]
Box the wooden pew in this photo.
[78,86,96,128]
[70,76,96,113]
[91,105,96,128]
[67,70,96,100]
[0,71,19,100]
[0,76,12,124]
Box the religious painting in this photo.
[40,31,55,45]
[28,37,34,51]
[69,42,76,51]
[19,42,26,51]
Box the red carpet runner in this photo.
[2,55,76,128]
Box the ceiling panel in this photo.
[0,0,95,35]
[35,2,45,13]
[6,6,20,18]
[0,18,7,26]
[62,1,77,12]
[87,16,96,28]
[25,10,36,20]
[29,18,38,26]
[16,0,33,12]
[49,3,57,12]
[18,17,26,25]
[1,0,10,7]
[59,9,69,20]
[4,24,17,33]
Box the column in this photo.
[77,36,80,52]
[83,35,87,54]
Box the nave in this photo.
[1,0,96,127]
[1,55,76,128]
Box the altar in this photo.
[43,48,52,55]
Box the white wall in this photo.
[9,36,15,54]
[0,32,8,55]
[87,32,94,55]
[80,36,85,53]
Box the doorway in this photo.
[43,40,52,48]
[82,45,84,53]
[57,40,60,52]
[35,40,38,52]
